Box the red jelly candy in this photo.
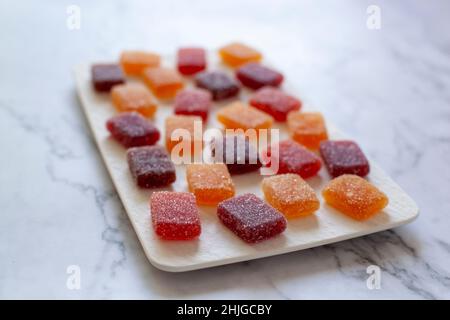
[249,87,301,121]
[236,63,283,90]
[173,88,212,121]
[195,71,240,101]
[150,191,201,240]
[319,140,370,177]
[106,112,160,148]
[177,48,206,75]
[91,64,125,92]
[267,140,322,178]
[217,193,287,243]
[127,146,176,188]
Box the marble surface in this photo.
[0,0,449,299]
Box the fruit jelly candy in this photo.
[287,111,328,150]
[173,88,212,121]
[211,135,262,174]
[165,115,203,154]
[262,174,320,218]
[236,63,284,90]
[320,140,370,178]
[267,140,322,178]
[322,174,388,221]
[217,193,287,243]
[111,83,157,118]
[249,86,301,122]
[127,146,176,188]
[186,163,235,205]
[106,112,160,148]
[177,47,207,75]
[219,42,262,68]
[120,50,160,76]
[150,191,201,240]
[195,71,240,101]
[142,67,184,99]
[91,64,125,92]
[217,101,273,131]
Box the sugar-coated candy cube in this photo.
[91,64,125,92]
[177,47,206,75]
[217,101,273,131]
[249,87,301,121]
[219,42,262,67]
[320,140,370,178]
[262,174,319,218]
[150,191,201,240]
[186,163,235,205]
[120,51,160,76]
[165,115,203,154]
[127,146,176,188]
[211,135,261,174]
[174,88,212,121]
[322,174,388,220]
[236,63,283,90]
[143,67,184,99]
[217,193,287,243]
[267,140,322,178]
[195,71,240,101]
[106,112,160,148]
[287,111,328,150]
[111,83,157,118]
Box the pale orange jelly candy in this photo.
[262,174,320,218]
[217,101,273,131]
[287,111,328,149]
[322,174,388,221]
[120,51,160,76]
[165,115,203,154]
[142,67,184,99]
[219,42,262,67]
[186,163,235,205]
[111,83,157,117]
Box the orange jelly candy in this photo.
[287,111,328,149]
[186,163,235,205]
[142,67,184,99]
[219,42,262,67]
[120,51,160,76]
[217,102,273,131]
[111,83,157,117]
[322,174,388,221]
[165,115,203,154]
[262,174,320,218]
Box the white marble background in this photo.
[0,0,449,299]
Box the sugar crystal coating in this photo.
[177,47,206,75]
[287,111,328,149]
[249,87,301,121]
[219,42,262,67]
[262,174,320,218]
[195,71,240,101]
[322,174,388,220]
[142,67,184,99]
[106,112,160,148]
[150,191,201,240]
[120,51,160,76]
[174,88,212,121]
[91,64,125,92]
[111,83,157,118]
[127,146,176,188]
[217,101,273,131]
[217,193,287,243]
[236,63,284,90]
[319,140,370,177]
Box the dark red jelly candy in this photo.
[249,87,301,121]
[177,48,206,75]
[91,64,125,92]
[195,71,240,101]
[319,140,370,177]
[173,88,212,121]
[150,191,201,240]
[267,140,322,178]
[217,193,287,243]
[236,63,283,90]
[211,135,261,174]
[106,112,160,148]
[127,146,176,188]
